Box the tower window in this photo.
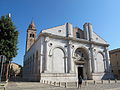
[30,34,34,38]
[76,32,80,38]
[81,53,84,57]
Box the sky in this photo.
[1,0,120,66]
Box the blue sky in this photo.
[1,0,120,65]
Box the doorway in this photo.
[78,67,83,79]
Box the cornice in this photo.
[25,32,109,55]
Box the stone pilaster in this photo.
[40,53,43,73]
[88,23,95,73]
[83,23,89,40]
[66,23,73,37]
[89,45,95,73]
[88,23,93,41]
[43,37,49,73]
[88,56,92,79]
[103,57,107,72]
[64,57,68,73]
[104,47,110,72]
[67,41,74,73]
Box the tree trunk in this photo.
[5,61,9,81]
[2,61,9,81]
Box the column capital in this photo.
[45,37,50,42]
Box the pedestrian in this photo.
[78,75,82,89]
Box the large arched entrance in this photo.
[74,48,89,79]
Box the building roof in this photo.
[28,20,36,30]
[109,48,120,54]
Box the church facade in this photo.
[23,22,112,82]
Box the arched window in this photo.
[32,34,34,37]
[30,33,34,38]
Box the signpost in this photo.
[0,55,6,82]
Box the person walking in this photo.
[78,75,82,89]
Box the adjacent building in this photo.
[23,21,113,82]
[109,48,120,79]
[9,62,22,77]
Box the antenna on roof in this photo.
[31,17,34,24]
[8,13,11,18]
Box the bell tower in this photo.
[25,21,36,52]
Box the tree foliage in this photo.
[0,15,18,61]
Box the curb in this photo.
[0,81,8,90]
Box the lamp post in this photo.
[0,55,6,82]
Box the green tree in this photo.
[0,15,18,61]
[0,14,18,81]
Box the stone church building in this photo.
[23,21,112,82]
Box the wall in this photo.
[110,49,120,79]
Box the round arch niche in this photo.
[74,48,89,64]
[74,47,89,79]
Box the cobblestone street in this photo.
[5,82,120,90]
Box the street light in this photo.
[0,55,6,82]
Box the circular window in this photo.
[96,38,98,40]
[71,45,74,49]
[49,43,52,47]
[58,30,62,32]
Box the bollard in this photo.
[101,80,103,84]
[54,82,56,85]
[115,79,117,83]
[108,79,110,83]
[50,81,52,85]
[65,82,67,88]
[58,82,60,87]
[85,80,87,86]
[94,80,96,85]
[76,82,78,87]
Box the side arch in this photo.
[97,51,105,59]
[49,46,67,73]
[49,46,67,57]
[96,51,105,72]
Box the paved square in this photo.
[5,82,120,90]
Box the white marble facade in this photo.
[23,22,113,82]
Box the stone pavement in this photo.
[6,82,120,90]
